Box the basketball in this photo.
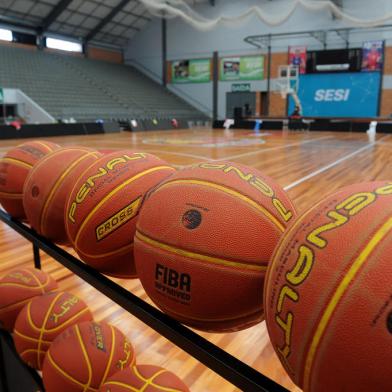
[0,140,60,219]
[264,181,392,392]
[99,365,189,392]
[134,161,296,332]
[23,147,101,244]
[0,267,58,331]
[14,291,93,369]
[65,151,175,278]
[42,321,136,392]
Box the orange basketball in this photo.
[65,151,175,278]
[134,161,296,332]
[99,365,189,392]
[0,140,60,219]
[0,267,58,331]
[42,321,136,392]
[23,147,101,244]
[14,291,93,369]
[264,181,392,392]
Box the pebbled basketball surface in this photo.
[99,365,189,392]
[42,321,136,392]
[23,147,101,243]
[0,140,60,218]
[264,181,392,392]
[134,161,296,331]
[65,151,175,277]
[0,267,58,331]
[14,291,93,369]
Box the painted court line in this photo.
[376,140,392,146]
[283,134,391,191]
[142,149,209,161]
[215,136,333,162]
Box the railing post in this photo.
[212,51,219,122]
[33,244,41,270]
[0,331,9,392]
[162,16,167,87]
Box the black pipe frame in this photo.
[0,209,288,392]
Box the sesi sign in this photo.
[288,72,380,117]
[314,89,350,102]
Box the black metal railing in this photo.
[0,209,288,392]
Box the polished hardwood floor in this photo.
[1,128,391,391]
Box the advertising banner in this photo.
[288,72,381,117]
[220,56,264,81]
[171,58,211,83]
[362,40,384,71]
[289,46,307,74]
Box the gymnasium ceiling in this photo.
[0,0,154,48]
[0,1,343,48]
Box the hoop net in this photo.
[275,65,299,99]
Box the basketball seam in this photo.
[39,151,100,235]
[154,179,285,232]
[22,268,48,293]
[75,324,93,390]
[20,347,48,356]
[162,303,264,323]
[37,292,64,368]
[135,230,267,271]
[46,350,98,391]
[33,141,56,153]
[43,307,90,333]
[99,324,116,388]
[0,281,44,289]
[104,380,138,392]
[0,298,36,313]
[73,165,174,247]
[14,328,51,344]
[135,367,184,392]
[302,216,392,391]
[75,243,133,259]
[0,157,33,169]
[0,192,23,199]
[1,282,41,289]
[26,301,42,332]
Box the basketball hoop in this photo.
[274,65,302,113]
[275,65,299,95]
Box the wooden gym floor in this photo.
[0,128,391,391]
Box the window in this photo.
[0,29,13,42]
[46,37,82,52]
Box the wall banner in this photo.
[220,56,264,81]
[289,46,307,74]
[362,40,384,71]
[288,72,381,117]
[171,59,211,83]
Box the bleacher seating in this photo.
[0,45,206,123]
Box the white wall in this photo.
[3,88,55,124]
[125,0,392,119]
[124,19,163,83]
